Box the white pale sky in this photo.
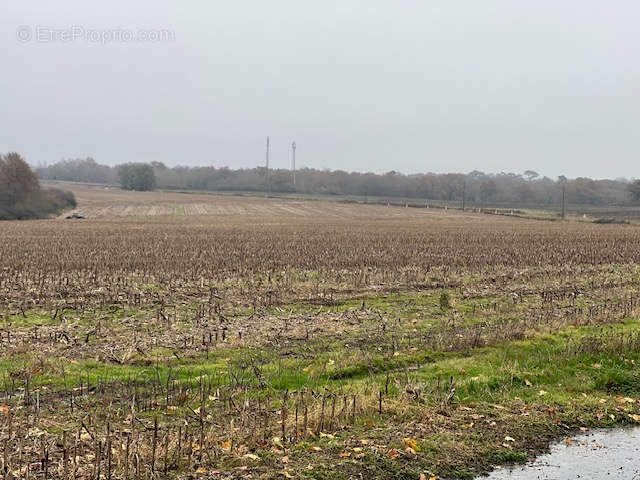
[2,0,639,179]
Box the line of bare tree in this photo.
[35,158,640,207]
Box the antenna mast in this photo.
[291,141,296,188]
[265,136,270,195]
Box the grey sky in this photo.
[2,0,639,179]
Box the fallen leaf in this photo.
[388,448,399,459]
[0,405,9,415]
[403,438,421,451]
[243,453,260,460]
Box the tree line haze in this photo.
[35,157,640,208]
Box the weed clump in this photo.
[439,291,452,311]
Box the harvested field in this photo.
[48,183,461,220]
[2,187,640,479]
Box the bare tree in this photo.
[0,152,40,204]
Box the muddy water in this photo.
[482,427,640,479]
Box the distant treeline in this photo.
[36,157,640,206]
[1,153,76,220]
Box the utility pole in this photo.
[265,136,270,196]
[561,181,566,220]
[462,179,466,211]
[291,141,296,188]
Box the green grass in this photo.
[0,311,60,327]
[5,314,639,406]
[3,292,640,479]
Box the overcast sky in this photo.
[2,1,639,179]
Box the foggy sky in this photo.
[2,0,639,179]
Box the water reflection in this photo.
[482,428,640,479]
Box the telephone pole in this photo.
[462,179,467,211]
[265,136,270,195]
[291,141,296,188]
[562,181,566,220]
